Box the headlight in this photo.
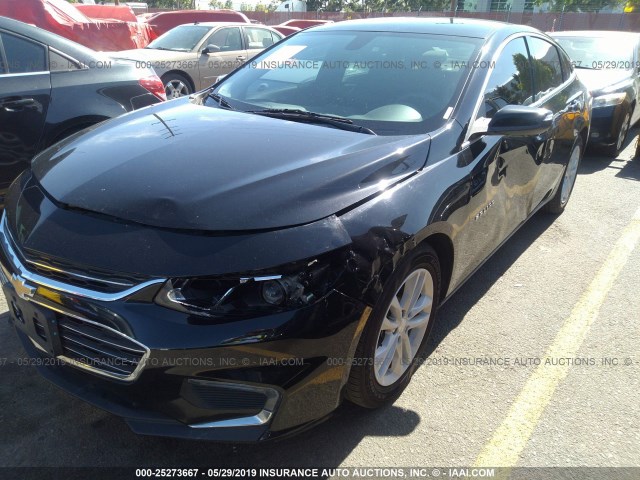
[592,92,626,108]
[154,257,343,318]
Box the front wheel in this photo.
[605,108,632,158]
[543,137,583,215]
[345,244,441,409]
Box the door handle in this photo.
[236,56,246,61]
[1,98,36,111]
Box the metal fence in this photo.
[245,11,640,32]
[145,7,640,32]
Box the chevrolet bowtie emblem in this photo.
[11,274,37,300]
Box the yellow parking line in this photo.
[474,206,640,470]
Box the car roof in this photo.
[550,30,640,38]
[0,15,98,61]
[179,22,274,28]
[308,17,541,39]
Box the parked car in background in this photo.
[272,25,301,37]
[278,19,333,29]
[551,31,640,157]
[138,9,250,38]
[0,16,165,207]
[0,0,154,51]
[0,18,589,441]
[114,23,284,98]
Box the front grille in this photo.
[22,251,152,294]
[33,317,47,341]
[187,382,267,413]
[58,315,148,380]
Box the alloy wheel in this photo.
[165,79,190,99]
[374,268,434,387]
[616,111,631,152]
[560,143,581,206]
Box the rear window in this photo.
[1,32,46,73]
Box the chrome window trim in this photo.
[0,215,165,302]
[189,380,280,429]
[0,70,50,78]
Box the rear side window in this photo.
[49,49,82,72]
[0,32,46,73]
[557,47,574,81]
[481,37,533,118]
[0,39,6,74]
[526,37,564,99]
[244,27,277,50]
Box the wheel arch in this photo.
[419,233,454,303]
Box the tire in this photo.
[345,244,441,409]
[605,107,632,158]
[162,73,192,99]
[543,137,583,215]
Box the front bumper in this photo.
[588,104,627,146]
[0,215,369,441]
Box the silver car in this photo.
[115,22,284,98]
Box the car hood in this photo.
[111,48,196,62]
[575,68,632,93]
[32,99,430,232]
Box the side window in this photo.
[271,31,283,45]
[49,49,81,72]
[481,37,532,119]
[0,38,6,75]
[557,47,574,81]
[245,27,276,50]
[526,37,564,99]
[0,32,46,73]
[206,27,242,52]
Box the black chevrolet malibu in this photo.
[0,18,589,441]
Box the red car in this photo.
[272,25,301,36]
[278,19,333,30]
[140,10,251,38]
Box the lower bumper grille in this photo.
[58,315,148,380]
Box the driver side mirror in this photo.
[471,105,553,140]
[202,44,221,54]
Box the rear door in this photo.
[198,26,246,88]
[525,35,578,212]
[0,31,51,203]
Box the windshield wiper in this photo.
[207,92,234,110]
[246,109,376,135]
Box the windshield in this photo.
[147,25,211,52]
[553,36,634,70]
[214,30,482,135]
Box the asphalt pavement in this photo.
[0,131,639,474]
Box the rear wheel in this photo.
[162,73,192,99]
[346,244,441,409]
[543,137,583,215]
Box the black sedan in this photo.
[0,18,589,441]
[551,30,640,157]
[0,16,166,206]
